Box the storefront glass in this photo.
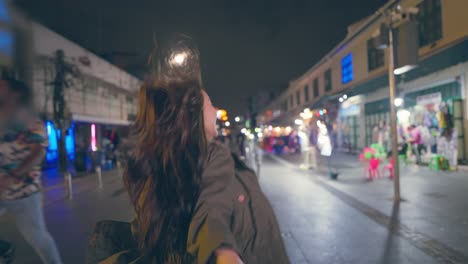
[398,82,463,164]
[364,81,464,164]
[364,99,390,148]
[339,102,360,152]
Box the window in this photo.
[418,0,442,47]
[313,78,319,97]
[296,91,301,106]
[304,85,310,102]
[341,53,353,84]
[367,39,385,71]
[324,69,332,92]
[290,95,293,109]
[283,101,288,112]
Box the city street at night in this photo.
[2,153,468,263]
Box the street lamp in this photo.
[394,97,404,107]
[235,116,241,122]
[375,4,419,203]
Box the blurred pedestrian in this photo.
[309,125,318,169]
[92,79,289,263]
[0,78,63,264]
[408,125,423,164]
[297,126,312,169]
[236,132,246,157]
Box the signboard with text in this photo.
[416,92,442,106]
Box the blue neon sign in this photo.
[341,53,353,84]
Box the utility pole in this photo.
[52,49,78,199]
[377,4,419,203]
[387,25,400,203]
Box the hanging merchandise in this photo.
[437,128,458,169]
[437,102,447,131]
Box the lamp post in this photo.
[387,25,400,203]
[376,4,419,203]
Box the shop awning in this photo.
[309,92,342,110]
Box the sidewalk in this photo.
[0,168,133,264]
[273,151,468,258]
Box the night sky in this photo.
[17,0,388,115]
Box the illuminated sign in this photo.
[341,53,353,84]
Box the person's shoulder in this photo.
[203,141,235,184]
[207,141,233,161]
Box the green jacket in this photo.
[87,142,289,264]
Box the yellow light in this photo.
[217,109,228,120]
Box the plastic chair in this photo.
[370,143,386,159]
[366,157,381,180]
[398,154,408,166]
[428,154,443,171]
[383,158,395,179]
[359,148,375,164]
[364,147,376,159]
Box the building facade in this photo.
[30,22,141,165]
[257,0,468,161]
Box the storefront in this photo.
[339,96,362,152]
[44,120,130,168]
[364,99,391,149]
[44,121,76,168]
[399,81,464,161]
[364,80,465,162]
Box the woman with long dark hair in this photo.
[98,78,289,263]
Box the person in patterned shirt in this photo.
[0,78,62,264]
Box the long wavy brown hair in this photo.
[124,79,208,262]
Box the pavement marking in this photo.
[268,154,468,264]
